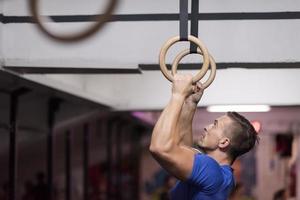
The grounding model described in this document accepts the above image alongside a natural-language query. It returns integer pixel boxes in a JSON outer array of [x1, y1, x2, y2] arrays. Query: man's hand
[[185, 82, 204, 107], [172, 74, 194, 99]]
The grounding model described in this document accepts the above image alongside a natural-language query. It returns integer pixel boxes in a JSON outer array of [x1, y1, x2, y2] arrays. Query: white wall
[[80, 69, 300, 110]]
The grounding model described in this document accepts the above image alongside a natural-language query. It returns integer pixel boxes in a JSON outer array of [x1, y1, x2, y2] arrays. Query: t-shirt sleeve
[[187, 154, 224, 194]]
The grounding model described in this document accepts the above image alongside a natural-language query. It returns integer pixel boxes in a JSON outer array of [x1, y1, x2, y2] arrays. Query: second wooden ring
[[172, 48, 216, 88]]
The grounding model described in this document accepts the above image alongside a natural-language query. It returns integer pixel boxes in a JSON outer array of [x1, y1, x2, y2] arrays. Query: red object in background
[[251, 120, 261, 133]]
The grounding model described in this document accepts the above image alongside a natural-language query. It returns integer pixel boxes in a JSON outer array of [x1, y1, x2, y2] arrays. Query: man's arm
[[149, 74, 197, 181], [177, 83, 203, 147]]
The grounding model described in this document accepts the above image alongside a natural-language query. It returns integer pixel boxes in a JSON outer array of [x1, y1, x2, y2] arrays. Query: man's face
[[196, 115, 233, 151]]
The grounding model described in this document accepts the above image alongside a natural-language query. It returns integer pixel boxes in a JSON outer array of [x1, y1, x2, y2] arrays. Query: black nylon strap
[[190, 0, 199, 53], [179, 0, 188, 41]]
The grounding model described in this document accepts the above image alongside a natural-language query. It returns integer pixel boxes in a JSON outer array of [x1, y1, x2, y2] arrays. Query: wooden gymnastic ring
[[28, 0, 118, 42], [172, 49, 216, 88], [159, 35, 210, 83]]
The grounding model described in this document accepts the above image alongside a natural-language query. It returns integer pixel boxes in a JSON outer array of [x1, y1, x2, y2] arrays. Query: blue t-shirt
[[170, 154, 234, 200]]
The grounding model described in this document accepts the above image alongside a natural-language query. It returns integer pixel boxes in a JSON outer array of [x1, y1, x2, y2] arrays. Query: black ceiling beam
[[139, 62, 300, 70], [4, 62, 300, 75], [1, 12, 300, 24]]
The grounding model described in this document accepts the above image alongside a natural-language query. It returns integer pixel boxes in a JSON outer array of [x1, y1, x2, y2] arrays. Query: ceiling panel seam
[[2, 12, 300, 24], [3, 66, 142, 74]]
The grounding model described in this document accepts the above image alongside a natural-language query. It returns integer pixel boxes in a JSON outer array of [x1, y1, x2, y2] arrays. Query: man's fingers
[[195, 82, 204, 92], [193, 83, 202, 93], [192, 85, 198, 93]]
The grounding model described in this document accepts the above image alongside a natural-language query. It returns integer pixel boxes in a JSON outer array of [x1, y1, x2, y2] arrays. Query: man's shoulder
[[194, 153, 220, 166]]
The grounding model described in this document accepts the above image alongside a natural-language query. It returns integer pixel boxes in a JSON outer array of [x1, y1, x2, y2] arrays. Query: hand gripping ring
[[28, 0, 118, 42], [159, 35, 210, 83], [172, 49, 216, 89]]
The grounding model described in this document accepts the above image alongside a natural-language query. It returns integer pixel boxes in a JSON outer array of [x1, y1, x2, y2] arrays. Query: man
[[149, 74, 258, 199]]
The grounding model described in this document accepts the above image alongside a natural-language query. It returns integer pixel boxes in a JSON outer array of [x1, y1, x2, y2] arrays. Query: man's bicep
[[152, 146, 196, 181]]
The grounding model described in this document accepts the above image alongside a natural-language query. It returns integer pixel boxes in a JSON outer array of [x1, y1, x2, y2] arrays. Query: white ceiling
[[1, 0, 300, 110]]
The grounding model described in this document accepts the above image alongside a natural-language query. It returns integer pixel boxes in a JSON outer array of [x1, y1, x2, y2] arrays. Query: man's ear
[[219, 137, 230, 149]]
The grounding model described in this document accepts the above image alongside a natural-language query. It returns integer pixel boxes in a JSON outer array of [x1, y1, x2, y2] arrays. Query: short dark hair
[[226, 112, 259, 162]]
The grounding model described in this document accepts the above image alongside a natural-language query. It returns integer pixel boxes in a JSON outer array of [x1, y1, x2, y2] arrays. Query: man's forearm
[[177, 103, 197, 147]]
